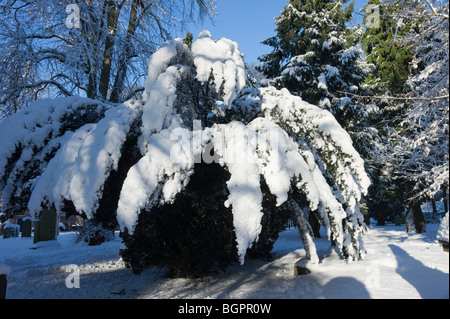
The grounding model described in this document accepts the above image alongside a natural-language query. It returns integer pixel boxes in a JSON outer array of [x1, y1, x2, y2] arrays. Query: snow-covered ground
[[0, 223, 448, 299]]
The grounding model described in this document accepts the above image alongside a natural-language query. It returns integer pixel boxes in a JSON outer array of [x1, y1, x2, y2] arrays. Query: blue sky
[[177, 0, 367, 64]]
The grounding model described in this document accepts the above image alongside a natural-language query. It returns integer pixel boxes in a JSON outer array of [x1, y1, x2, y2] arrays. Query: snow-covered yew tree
[[0, 31, 370, 277]]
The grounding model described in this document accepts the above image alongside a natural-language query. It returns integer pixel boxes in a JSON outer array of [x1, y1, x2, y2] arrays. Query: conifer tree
[[361, 0, 449, 231], [259, 0, 376, 228], [360, 0, 415, 225], [258, 0, 370, 129]]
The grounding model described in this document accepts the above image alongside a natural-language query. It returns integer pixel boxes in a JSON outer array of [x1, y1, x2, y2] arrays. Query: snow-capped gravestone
[[0, 31, 370, 278]]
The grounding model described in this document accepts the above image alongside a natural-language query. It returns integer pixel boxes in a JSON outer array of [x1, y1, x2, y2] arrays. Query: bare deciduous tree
[[0, 0, 216, 119]]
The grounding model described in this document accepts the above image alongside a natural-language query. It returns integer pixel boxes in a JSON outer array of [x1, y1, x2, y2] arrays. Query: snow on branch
[[337, 90, 449, 101]]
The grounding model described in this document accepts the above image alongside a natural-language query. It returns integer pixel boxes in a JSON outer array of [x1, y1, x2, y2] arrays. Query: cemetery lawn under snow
[[1, 223, 448, 299]]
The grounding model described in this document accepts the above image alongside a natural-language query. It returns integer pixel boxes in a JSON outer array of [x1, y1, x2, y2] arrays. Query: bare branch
[[422, 0, 449, 19], [337, 91, 449, 102]]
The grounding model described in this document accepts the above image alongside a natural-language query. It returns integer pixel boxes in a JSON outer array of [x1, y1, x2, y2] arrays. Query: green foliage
[[75, 220, 115, 246], [362, 0, 415, 95], [120, 161, 239, 278], [183, 32, 194, 49], [120, 160, 296, 278], [258, 0, 367, 124]]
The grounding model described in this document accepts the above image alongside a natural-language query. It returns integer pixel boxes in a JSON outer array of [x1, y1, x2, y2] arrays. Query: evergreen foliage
[[362, 0, 415, 95], [259, 0, 377, 227], [120, 161, 238, 278], [258, 0, 370, 128]]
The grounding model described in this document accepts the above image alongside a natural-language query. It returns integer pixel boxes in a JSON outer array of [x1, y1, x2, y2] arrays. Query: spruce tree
[[258, 0, 370, 128]]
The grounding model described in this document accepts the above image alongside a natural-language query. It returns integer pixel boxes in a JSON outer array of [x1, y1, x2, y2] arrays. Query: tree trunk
[[81, 4, 103, 99], [308, 212, 321, 238], [443, 186, 448, 213], [431, 198, 437, 215], [406, 202, 426, 233], [376, 210, 386, 226], [110, 0, 139, 103], [86, 65, 97, 99], [99, 1, 119, 100]]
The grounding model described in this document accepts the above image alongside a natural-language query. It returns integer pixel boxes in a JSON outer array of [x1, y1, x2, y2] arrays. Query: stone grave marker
[[21, 217, 32, 237], [33, 208, 57, 244]]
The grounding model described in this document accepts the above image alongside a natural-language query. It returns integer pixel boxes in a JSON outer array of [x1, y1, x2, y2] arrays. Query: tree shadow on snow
[[319, 277, 371, 299], [389, 244, 449, 299]]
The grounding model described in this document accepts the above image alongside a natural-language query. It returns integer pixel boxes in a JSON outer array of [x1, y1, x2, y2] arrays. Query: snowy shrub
[[0, 31, 370, 276], [75, 219, 115, 246], [0, 97, 112, 218]]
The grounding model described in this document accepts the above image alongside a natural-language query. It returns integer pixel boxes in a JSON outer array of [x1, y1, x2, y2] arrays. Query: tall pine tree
[[258, 0, 371, 129]]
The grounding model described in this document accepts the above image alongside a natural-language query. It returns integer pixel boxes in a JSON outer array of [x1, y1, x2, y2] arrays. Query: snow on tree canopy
[[0, 31, 370, 264], [192, 30, 246, 107], [0, 97, 112, 216]]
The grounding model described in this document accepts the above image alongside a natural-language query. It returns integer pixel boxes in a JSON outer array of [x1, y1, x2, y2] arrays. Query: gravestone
[[33, 208, 58, 244], [0, 264, 10, 299], [294, 262, 312, 276], [439, 240, 449, 252], [0, 275, 6, 299], [21, 218, 32, 237]]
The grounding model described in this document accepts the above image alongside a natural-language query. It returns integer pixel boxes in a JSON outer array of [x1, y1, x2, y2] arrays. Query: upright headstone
[[0, 275, 6, 299], [0, 264, 11, 299], [33, 208, 57, 244], [21, 218, 32, 237]]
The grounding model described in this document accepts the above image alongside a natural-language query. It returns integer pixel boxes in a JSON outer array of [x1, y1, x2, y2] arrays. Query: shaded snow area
[[0, 224, 448, 299]]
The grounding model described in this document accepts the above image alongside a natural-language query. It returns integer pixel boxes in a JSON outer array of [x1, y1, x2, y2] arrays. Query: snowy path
[[0, 224, 448, 299]]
